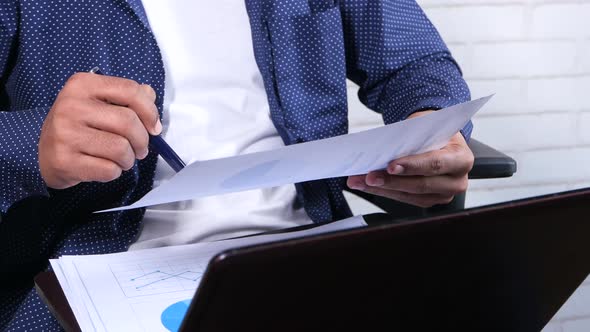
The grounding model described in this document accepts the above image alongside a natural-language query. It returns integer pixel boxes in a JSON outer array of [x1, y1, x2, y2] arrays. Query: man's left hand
[[346, 111, 474, 208]]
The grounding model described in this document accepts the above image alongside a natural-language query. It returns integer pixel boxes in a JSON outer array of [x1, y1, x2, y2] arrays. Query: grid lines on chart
[[109, 258, 206, 298]]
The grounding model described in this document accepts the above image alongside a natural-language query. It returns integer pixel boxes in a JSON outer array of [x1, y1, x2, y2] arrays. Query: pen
[[89, 67, 186, 172]]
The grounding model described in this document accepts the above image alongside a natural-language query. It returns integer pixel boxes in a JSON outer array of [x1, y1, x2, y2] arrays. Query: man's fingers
[[387, 149, 451, 176], [347, 175, 368, 191], [387, 145, 473, 177], [69, 73, 161, 135], [75, 154, 124, 184], [40, 73, 157, 189], [349, 171, 468, 196], [356, 185, 455, 209], [136, 84, 161, 135], [84, 101, 150, 159], [141, 83, 157, 103], [76, 128, 136, 170], [347, 133, 473, 209], [364, 171, 468, 195]]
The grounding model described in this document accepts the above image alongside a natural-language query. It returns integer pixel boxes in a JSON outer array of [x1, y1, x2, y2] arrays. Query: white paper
[[51, 215, 367, 332], [97, 96, 492, 213]]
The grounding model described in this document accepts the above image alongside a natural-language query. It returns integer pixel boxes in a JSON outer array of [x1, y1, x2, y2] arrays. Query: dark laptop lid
[[181, 188, 590, 332]]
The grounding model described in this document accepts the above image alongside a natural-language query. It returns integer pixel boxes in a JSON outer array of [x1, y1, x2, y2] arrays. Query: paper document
[[98, 96, 492, 213], [50, 215, 367, 332]]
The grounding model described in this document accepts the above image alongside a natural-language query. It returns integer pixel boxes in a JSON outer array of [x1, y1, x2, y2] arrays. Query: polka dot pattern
[[1, 0, 470, 330], [0, 108, 50, 213], [247, 0, 472, 223], [1, 0, 163, 330]]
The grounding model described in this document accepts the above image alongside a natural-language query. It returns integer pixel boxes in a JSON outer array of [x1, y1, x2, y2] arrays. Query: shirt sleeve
[[340, 0, 473, 140], [1, 0, 50, 214], [0, 109, 51, 214]]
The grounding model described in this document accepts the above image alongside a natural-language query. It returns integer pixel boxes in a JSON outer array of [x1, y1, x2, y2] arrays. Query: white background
[[344, 1, 590, 331]]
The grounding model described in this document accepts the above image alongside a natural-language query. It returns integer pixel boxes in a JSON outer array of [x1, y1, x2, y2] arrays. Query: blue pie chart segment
[[161, 299, 192, 332]]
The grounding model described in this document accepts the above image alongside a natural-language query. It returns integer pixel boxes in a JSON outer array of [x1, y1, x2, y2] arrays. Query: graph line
[[131, 270, 202, 290], [130, 271, 164, 281]]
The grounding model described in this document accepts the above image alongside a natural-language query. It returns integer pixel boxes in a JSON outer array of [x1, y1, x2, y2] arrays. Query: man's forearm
[[340, 0, 470, 129]]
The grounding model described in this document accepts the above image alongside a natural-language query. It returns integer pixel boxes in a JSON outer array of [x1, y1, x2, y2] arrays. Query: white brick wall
[[345, 0, 590, 330]]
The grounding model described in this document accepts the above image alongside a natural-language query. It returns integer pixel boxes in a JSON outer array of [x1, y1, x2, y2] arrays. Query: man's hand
[[346, 111, 474, 208], [39, 72, 162, 189]]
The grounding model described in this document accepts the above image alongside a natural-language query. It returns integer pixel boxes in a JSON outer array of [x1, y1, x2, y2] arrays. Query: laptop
[[179, 188, 590, 331], [36, 188, 590, 331]]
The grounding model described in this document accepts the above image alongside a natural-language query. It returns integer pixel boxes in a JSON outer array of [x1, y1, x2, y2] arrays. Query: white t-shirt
[[129, 0, 312, 250]]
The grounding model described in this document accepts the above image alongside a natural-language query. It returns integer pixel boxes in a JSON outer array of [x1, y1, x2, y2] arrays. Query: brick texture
[[346, 0, 590, 329]]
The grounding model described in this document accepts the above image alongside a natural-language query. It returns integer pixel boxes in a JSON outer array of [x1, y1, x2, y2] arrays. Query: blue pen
[[89, 67, 186, 172]]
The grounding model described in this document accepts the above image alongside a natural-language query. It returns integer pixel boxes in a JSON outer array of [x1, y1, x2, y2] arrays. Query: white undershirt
[[129, 0, 312, 250]]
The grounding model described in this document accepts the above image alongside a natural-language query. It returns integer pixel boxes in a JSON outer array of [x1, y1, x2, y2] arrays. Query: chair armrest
[[468, 138, 517, 179]]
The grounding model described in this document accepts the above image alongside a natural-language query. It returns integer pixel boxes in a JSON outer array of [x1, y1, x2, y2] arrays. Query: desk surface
[[35, 271, 80, 332]]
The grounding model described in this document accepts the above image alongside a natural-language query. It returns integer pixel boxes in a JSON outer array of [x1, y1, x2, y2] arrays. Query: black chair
[[347, 138, 517, 219]]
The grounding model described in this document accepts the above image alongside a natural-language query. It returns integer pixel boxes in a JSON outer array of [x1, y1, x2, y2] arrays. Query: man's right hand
[[39, 72, 162, 189]]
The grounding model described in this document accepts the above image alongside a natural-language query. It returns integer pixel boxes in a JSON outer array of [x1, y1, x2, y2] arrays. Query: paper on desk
[[50, 215, 368, 332], [98, 96, 492, 213]]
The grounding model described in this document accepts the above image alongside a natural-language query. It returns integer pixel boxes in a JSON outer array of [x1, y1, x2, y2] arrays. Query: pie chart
[[161, 299, 192, 332]]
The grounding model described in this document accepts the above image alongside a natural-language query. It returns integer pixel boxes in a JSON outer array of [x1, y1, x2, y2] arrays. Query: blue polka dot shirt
[[0, 0, 471, 330]]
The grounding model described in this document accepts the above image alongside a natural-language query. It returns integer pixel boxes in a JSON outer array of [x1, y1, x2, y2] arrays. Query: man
[[0, 0, 474, 329]]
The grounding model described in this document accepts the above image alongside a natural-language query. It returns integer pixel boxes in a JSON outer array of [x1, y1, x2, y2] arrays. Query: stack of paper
[[50, 216, 368, 332]]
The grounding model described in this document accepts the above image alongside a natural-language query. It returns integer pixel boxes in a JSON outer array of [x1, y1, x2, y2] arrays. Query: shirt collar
[[120, 0, 151, 31]]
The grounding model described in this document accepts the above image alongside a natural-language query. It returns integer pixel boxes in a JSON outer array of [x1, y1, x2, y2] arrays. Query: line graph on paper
[[109, 258, 207, 298]]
